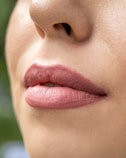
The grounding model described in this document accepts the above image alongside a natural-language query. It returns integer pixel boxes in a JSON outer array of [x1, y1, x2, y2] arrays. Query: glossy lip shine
[[24, 64, 107, 109]]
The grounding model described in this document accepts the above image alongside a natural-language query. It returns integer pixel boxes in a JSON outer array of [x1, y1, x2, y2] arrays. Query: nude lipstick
[[24, 64, 106, 109]]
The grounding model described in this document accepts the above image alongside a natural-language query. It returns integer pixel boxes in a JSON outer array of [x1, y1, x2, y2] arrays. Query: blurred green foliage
[[0, 0, 22, 144]]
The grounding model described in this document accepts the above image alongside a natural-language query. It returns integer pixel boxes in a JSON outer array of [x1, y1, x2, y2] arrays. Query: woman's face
[[6, 0, 126, 157]]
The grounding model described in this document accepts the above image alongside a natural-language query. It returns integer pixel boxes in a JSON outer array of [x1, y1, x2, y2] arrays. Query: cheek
[[6, 9, 37, 79], [102, 24, 126, 64], [98, 7, 126, 64]]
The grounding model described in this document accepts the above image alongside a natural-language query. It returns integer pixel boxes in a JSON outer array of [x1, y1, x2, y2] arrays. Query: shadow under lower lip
[[25, 85, 105, 109]]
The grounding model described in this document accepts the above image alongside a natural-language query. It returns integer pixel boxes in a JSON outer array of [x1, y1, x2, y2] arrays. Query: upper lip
[[24, 64, 106, 96]]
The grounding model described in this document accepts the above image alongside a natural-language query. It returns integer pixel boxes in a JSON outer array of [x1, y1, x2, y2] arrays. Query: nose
[[30, 0, 93, 42]]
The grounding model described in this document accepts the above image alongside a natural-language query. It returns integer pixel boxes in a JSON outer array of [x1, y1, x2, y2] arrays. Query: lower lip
[[25, 85, 105, 109]]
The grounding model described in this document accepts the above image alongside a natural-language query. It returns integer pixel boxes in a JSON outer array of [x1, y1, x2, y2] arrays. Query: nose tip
[[30, 0, 93, 42]]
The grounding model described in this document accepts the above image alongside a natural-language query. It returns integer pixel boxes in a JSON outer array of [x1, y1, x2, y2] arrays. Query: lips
[[24, 64, 106, 109]]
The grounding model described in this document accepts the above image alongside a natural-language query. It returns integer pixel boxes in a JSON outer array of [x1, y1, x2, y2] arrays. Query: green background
[[0, 0, 22, 145]]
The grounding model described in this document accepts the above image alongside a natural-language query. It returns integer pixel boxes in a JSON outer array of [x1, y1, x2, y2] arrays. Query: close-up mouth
[[24, 64, 107, 109]]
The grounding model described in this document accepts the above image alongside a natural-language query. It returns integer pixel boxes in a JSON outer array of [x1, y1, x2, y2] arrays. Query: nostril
[[54, 23, 71, 36], [62, 23, 71, 35]]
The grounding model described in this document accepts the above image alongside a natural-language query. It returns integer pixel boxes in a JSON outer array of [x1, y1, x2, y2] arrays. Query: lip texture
[[24, 64, 106, 109]]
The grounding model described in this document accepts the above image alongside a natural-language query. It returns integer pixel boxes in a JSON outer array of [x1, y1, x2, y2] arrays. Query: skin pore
[[6, 0, 126, 157]]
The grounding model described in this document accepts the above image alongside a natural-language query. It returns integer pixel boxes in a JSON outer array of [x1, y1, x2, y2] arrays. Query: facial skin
[[6, 0, 126, 157]]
